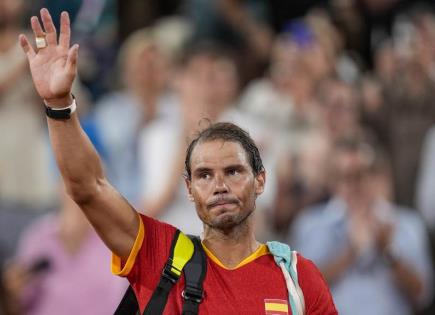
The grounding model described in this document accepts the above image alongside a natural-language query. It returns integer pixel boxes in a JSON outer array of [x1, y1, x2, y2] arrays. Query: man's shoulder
[[295, 252, 338, 313], [138, 213, 178, 235], [295, 252, 331, 296], [295, 253, 324, 281]]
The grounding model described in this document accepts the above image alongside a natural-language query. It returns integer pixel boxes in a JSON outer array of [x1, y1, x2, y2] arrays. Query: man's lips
[[206, 196, 239, 210]]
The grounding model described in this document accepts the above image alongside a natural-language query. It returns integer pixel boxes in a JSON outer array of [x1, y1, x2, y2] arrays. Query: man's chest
[[162, 261, 290, 315]]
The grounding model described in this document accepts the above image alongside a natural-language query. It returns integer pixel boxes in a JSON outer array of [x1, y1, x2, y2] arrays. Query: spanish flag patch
[[264, 299, 289, 314]]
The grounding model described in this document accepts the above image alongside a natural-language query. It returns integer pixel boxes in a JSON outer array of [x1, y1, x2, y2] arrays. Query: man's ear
[[184, 177, 194, 201], [254, 170, 266, 196]]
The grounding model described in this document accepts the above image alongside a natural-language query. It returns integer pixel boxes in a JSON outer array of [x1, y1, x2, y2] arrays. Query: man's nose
[[214, 174, 228, 194]]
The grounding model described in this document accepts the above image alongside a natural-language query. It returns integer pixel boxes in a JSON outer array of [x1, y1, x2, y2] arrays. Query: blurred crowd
[[2, 0, 435, 314]]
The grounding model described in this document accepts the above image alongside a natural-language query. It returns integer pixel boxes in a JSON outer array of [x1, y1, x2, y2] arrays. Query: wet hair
[[184, 122, 264, 180]]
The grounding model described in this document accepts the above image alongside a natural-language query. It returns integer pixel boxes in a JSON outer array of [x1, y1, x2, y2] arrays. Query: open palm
[[19, 9, 78, 104]]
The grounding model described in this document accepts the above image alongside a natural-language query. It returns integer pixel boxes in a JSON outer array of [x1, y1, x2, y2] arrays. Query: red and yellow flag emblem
[[264, 299, 289, 315]]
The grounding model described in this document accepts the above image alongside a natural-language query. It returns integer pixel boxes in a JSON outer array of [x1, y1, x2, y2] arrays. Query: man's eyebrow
[[193, 164, 247, 174], [224, 164, 246, 171], [193, 167, 212, 174]]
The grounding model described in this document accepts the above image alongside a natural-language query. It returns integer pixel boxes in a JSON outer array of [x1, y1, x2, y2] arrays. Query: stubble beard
[[199, 204, 256, 233]]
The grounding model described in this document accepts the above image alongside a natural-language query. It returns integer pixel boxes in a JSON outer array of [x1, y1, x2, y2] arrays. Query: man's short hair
[[184, 122, 264, 180], [330, 136, 391, 179]]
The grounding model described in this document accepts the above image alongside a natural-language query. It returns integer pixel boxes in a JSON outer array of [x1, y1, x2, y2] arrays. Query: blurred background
[[1, 0, 435, 314]]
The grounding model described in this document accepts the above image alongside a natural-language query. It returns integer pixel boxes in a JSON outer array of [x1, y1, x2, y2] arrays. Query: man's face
[[0, 0, 23, 28], [186, 140, 265, 231], [181, 55, 238, 110], [333, 150, 373, 211]]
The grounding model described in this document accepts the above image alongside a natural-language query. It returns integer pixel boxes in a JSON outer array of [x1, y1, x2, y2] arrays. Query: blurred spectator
[[417, 125, 435, 315], [329, 0, 400, 68], [266, 0, 328, 32], [268, 78, 362, 239], [117, 0, 182, 41], [417, 126, 435, 233], [72, 0, 118, 100], [237, 17, 343, 239], [0, 278, 10, 315], [94, 19, 190, 205], [239, 31, 322, 153], [139, 42, 240, 235], [359, 9, 435, 208], [182, 0, 273, 82], [2, 185, 127, 315], [291, 138, 433, 315], [270, 132, 331, 240], [239, 13, 345, 147], [0, 0, 57, 267], [0, 0, 55, 208]]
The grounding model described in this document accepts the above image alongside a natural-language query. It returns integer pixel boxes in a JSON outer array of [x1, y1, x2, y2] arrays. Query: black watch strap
[[44, 96, 76, 120]]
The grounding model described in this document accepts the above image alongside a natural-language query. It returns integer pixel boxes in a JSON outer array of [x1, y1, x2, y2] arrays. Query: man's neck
[[202, 218, 261, 269]]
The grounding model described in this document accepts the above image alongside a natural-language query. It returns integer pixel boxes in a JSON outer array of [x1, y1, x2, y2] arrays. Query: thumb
[[65, 44, 79, 74]]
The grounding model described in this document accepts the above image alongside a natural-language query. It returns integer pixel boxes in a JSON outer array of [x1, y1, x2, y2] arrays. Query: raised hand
[[19, 8, 78, 106]]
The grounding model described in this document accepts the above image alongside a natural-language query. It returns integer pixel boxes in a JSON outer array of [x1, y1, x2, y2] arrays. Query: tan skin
[[186, 140, 265, 268], [19, 9, 265, 267], [19, 9, 138, 261]]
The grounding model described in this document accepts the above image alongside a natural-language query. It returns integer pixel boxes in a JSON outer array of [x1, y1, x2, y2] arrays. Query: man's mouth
[[207, 197, 239, 209]]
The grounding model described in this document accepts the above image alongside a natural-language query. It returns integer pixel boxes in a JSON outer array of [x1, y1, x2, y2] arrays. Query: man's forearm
[[321, 246, 355, 284], [46, 96, 104, 203], [387, 255, 424, 303], [21, 10, 139, 260]]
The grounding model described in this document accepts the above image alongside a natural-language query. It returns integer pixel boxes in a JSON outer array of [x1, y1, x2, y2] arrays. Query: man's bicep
[[80, 179, 139, 260], [298, 256, 338, 315]]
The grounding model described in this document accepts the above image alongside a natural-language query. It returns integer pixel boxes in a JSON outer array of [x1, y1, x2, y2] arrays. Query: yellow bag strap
[[170, 231, 195, 276], [143, 229, 195, 315]]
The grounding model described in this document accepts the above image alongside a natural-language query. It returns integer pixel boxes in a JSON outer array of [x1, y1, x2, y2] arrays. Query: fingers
[[59, 11, 71, 49], [31, 15, 45, 39], [40, 8, 57, 46], [18, 34, 36, 58], [66, 44, 79, 74]]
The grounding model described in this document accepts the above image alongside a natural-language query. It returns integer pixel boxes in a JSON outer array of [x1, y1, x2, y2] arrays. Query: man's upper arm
[[297, 255, 338, 315], [79, 179, 139, 260]]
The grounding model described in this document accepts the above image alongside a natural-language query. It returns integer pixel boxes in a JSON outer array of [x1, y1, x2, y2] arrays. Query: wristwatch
[[44, 96, 77, 120]]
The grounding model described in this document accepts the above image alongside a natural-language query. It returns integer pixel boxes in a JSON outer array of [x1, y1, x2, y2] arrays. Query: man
[[19, 9, 337, 314], [291, 139, 433, 315]]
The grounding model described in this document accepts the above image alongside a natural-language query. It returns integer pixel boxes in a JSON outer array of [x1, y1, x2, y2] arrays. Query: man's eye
[[199, 173, 210, 179], [228, 169, 239, 176]]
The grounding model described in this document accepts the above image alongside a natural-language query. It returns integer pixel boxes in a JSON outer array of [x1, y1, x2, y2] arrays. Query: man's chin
[[206, 210, 255, 231], [198, 205, 254, 231], [209, 214, 239, 230]]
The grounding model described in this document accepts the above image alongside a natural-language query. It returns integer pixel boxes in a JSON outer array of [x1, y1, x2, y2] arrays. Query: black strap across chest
[[113, 232, 207, 315]]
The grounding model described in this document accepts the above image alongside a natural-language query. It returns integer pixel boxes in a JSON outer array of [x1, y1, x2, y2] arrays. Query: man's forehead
[[190, 140, 249, 168]]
